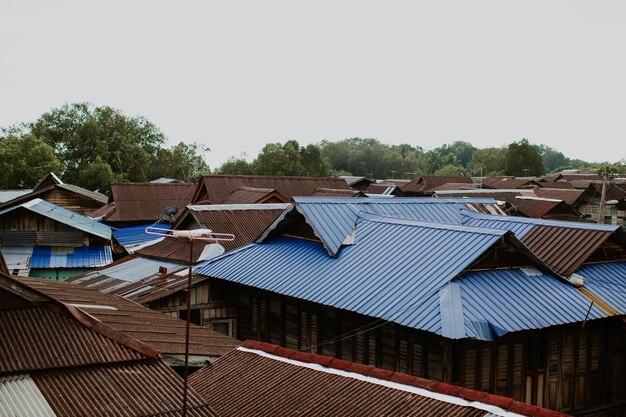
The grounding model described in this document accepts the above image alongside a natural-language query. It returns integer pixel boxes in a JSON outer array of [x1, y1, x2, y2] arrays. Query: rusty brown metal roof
[[483, 177, 541, 189], [192, 175, 349, 204], [311, 187, 364, 197], [512, 197, 579, 219], [189, 340, 569, 417], [221, 186, 288, 204], [106, 183, 196, 223], [536, 181, 575, 189], [0, 305, 144, 373], [533, 188, 585, 205], [186, 204, 289, 252], [521, 225, 614, 276], [33, 360, 217, 417], [0, 251, 8, 275], [400, 176, 474, 194], [136, 237, 212, 263], [19, 277, 240, 357]]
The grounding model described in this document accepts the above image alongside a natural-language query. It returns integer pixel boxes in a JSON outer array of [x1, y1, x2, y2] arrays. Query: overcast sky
[[1, 1, 625, 168]]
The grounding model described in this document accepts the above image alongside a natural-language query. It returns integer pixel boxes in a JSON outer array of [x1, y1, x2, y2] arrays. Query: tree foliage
[[1, 103, 210, 191], [505, 139, 544, 176], [0, 134, 62, 188]]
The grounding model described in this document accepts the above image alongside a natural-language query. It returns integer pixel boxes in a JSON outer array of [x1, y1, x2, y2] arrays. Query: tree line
[[1, 103, 622, 193]]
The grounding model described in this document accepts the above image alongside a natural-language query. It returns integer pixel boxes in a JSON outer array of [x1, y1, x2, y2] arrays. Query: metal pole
[[598, 170, 608, 224], [182, 237, 193, 417]]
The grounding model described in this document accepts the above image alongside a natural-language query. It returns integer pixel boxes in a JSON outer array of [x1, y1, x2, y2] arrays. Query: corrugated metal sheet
[[112, 223, 170, 246], [0, 198, 112, 240], [68, 256, 185, 292], [29, 246, 113, 269], [21, 277, 240, 357], [455, 269, 608, 340], [0, 189, 32, 203], [400, 176, 474, 194], [0, 306, 144, 374], [512, 198, 568, 218], [33, 360, 217, 417], [576, 262, 626, 313], [0, 374, 57, 417], [107, 183, 196, 223], [187, 204, 289, 252], [281, 197, 505, 255], [190, 344, 565, 417], [194, 174, 350, 204], [311, 187, 364, 197], [461, 210, 619, 276], [534, 188, 584, 205], [198, 212, 509, 335], [221, 186, 287, 204], [0, 246, 33, 275]]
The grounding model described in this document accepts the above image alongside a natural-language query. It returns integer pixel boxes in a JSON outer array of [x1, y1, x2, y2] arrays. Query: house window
[[179, 308, 202, 326], [212, 320, 233, 337]]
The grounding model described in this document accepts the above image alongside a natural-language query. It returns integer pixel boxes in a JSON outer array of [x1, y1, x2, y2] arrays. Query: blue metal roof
[[271, 197, 503, 255], [453, 269, 608, 340], [112, 223, 170, 245], [29, 246, 113, 269], [0, 198, 112, 240], [577, 262, 626, 313], [198, 212, 509, 335], [460, 209, 619, 239]]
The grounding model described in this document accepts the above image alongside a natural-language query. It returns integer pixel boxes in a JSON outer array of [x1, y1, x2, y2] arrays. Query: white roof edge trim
[[238, 347, 526, 417], [187, 203, 290, 211], [67, 303, 117, 310]]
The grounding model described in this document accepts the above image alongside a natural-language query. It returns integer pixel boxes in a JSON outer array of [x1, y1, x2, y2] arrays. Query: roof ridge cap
[[239, 341, 568, 417]]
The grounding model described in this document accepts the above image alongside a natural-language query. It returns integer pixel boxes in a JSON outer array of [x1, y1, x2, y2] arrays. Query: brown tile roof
[[311, 188, 364, 197], [221, 186, 288, 204], [18, 277, 240, 357], [189, 341, 569, 417], [192, 175, 349, 204], [106, 183, 196, 223], [184, 204, 289, 252], [400, 176, 474, 194], [33, 360, 216, 417]]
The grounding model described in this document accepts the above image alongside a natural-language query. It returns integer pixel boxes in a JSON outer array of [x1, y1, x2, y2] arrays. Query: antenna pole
[[598, 168, 608, 224], [182, 236, 193, 417]]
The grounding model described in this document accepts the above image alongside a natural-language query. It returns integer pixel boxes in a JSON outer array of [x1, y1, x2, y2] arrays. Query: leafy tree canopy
[[505, 139, 544, 176], [0, 134, 62, 188]]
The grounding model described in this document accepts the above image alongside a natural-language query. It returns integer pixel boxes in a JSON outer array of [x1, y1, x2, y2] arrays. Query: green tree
[[77, 156, 122, 193], [468, 147, 507, 176], [151, 142, 210, 182], [434, 164, 466, 176], [253, 140, 331, 176], [537, 145, 569, 173], [505, 139, 544, 176], [300, 144, 331, 177], [217, 157, 255, 175], [0, 134, 62, 188], [25, 102, 166, 184]]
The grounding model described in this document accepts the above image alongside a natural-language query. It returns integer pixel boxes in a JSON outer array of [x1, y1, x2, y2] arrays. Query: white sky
[[1, 0, 625, 168]]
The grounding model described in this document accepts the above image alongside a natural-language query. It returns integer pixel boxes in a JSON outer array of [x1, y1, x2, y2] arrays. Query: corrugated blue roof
[[454, 269, 608, 340], [112, 223, 170, 245], [577, 262, 626, 313], [198, 212, 509, 335], [460, 209, 618, 239], [29, 246, 113, 269], [0, 198, 112, 240], [272, 197, 504, 255]]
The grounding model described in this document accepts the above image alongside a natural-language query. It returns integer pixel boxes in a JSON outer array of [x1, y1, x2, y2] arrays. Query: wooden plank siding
[[235, 285, 626, 416], [39, 188, 106, 216]]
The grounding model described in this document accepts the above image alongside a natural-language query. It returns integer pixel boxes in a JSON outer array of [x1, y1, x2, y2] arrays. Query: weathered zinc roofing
[[199, 212, 511, 335], [461, 210, 622, 276], [0, 189, 32, 203], [0, 198, 112, 240], [68, 256, 185, 292], [29, 246, 113, 269], [189, 341, 569, 417], [0, 374, 57, 417], [266, 197, 505, 256]]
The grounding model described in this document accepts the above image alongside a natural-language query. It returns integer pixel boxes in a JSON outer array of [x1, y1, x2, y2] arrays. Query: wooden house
[[186, 198, 626, 416], [0, 172, 108, 216], [0, 198, 113, 279]]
